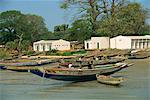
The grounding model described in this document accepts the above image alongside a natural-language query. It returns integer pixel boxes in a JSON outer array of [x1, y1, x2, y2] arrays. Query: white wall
[[99, 37, 110, 49], [51, 40, 70, 50], [110, 38, 116, 49], [84, 37, 110, 49], [33, 39, 70, 51], [84, 40, 92, 49], [110, 36, 131, 49]]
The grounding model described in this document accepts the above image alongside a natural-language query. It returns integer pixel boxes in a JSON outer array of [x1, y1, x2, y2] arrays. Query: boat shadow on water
[[33, 79, 125, 94]]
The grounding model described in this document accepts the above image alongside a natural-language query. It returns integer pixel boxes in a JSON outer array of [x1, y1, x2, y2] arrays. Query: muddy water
[[0, 59, 149, 100]]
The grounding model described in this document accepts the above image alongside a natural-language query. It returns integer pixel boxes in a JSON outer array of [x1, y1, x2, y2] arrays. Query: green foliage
[[45, 49, 59, 55], [0, 10, 48, 52], [0, 49, 10, 60], [96, 3, 149, 37], [72, 50, 86, 55], [62, 52, 72, 56], [22, 50, 35, 56], [60, 0, 127, 34], [54, 24, 69, 32], [62, 50, 86, 56], [40, 32, 53, 40], [68, 19, 93, 42], [0, 31, 16, 44], [20, 40, 31, 51], [5, 41, 18, 50], [0, 10, 22, 44], [45, 50, 86, 56], [60, 1, 149, 38]]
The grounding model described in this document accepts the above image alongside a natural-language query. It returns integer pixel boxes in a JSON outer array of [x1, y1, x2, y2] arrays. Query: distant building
[[70, 41, 83, 50], [110, 35, 150, 49], [84, 37, 110, 49], [33, 39, 70, 51]]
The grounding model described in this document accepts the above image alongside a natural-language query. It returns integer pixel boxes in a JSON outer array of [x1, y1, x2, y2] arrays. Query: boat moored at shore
[[30, 63, 131, 81], [96, 75, 124, 86]]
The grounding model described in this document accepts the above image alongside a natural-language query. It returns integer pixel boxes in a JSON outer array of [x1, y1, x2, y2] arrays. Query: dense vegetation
[[0, 0, 150, 56], [0, 10, 48, 52]]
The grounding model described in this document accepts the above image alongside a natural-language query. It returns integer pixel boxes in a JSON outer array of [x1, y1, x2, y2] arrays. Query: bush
[[45, 50, 86, 56], [5, 41, 17, 50], [0, 49, 10, 60], [20, 40, 31, 51], [72, 50, 86, 55], [62, 52, 72, 56], [22, 51, 35, 56], [45, 49, 59, 55]]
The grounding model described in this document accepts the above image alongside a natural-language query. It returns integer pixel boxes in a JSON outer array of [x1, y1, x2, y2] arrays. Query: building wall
[[110, 36, 131, 49], [84, 40, 92, 49], [110, 38, 116, 49], [110, 35, 150, 49], [131, 39, 150, 49], [99, 37, 110, 49], [51, 40, 70, 50], [70, 43, 83, 50], [33, 39, 70, 51], [84, 37, 110, 49]]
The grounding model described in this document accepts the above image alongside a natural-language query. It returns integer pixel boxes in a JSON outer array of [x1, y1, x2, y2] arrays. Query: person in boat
[[88, 60, 94, 69], [94, 56, 99, 61], [68, 63, 73, 68], [59, 58, 65, 63], [78, 56, 84, 62], [78, 56, 83, 68]]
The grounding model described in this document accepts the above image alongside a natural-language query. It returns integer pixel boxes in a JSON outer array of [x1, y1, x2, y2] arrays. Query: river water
[[0, 59, 149, 100]]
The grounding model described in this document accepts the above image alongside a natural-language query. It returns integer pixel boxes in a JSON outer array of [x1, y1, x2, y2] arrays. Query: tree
[[96, 3, 149, 37], [0, 10, 22, 44], [0, 10, 48, 52], [19, 40, 31, 51], [68, 19, 92, 42], [5, 41, 18, 51], [24, 14, 48, 42], [54, 24, 69, 32], [40, 31, 54, 40], [60, 0, 127, 35]]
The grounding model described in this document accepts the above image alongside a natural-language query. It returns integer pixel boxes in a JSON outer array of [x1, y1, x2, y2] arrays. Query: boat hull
[[96, 75, 123, 86], [30, 69, 96, 81], [30, 64, 128, 81]]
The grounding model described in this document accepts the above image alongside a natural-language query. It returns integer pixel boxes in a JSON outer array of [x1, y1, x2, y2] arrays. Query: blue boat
[[0, 66, 6, 70], [30, 63, 131, 82]]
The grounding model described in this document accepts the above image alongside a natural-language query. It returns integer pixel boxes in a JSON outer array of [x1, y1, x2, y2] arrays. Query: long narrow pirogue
[[0, 59, 55, 66], [30, 63, 132, 81], [59, 58, 125, 67]]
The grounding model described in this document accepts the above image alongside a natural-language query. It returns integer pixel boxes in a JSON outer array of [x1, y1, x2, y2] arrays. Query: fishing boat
[[59, 58, 125, 67], [96, 75, 124, 86], [0, 59, 55, 67], [4, 66, 35, 72], [30, 63, 131, 81], [0, 66, 6, 70], [128, 55, 150, 59], [2, 63, 58, 72]]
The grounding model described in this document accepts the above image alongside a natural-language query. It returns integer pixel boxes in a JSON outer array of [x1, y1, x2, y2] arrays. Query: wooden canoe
[[96, 75, 124, 86], [30, 63, 130, 81]]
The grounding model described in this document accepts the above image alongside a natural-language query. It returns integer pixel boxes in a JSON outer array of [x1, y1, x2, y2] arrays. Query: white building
[[33, 39, 70, 51], [110, 35, 150, 49], [84, 37, 110, 49]]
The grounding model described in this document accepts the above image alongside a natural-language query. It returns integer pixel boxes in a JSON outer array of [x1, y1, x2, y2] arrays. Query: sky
[[0, 0, 150, 31]]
